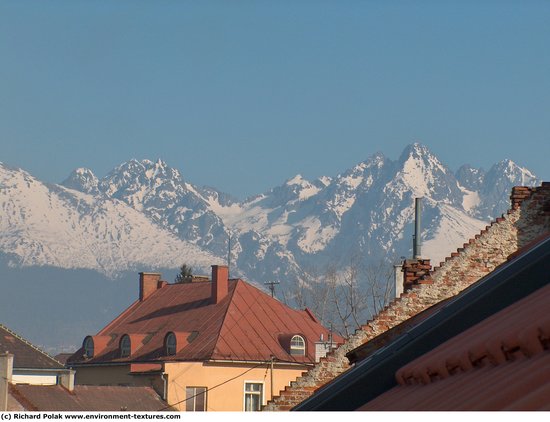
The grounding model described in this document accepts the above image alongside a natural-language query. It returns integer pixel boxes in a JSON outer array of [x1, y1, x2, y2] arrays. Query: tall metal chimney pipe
[[413, 197, 422, 259]]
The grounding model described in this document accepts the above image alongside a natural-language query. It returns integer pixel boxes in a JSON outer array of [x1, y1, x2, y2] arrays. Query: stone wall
[[263, 183, 550, 411]]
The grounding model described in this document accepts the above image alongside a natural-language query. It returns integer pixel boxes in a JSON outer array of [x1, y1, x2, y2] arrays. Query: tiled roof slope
[[69, 278, 340, 365], [9, 384, 169, 411], [295, 234, 549, 410], [264, 182, 550, 411], [359, 283, 550, 411], [0, 324, 64, 370]]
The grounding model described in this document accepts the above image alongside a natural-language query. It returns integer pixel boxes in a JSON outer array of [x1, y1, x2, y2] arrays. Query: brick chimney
[[510, 186, 534, 209], [139, 272, 162, 301], [402, 259, 432, 291], [211, 265, 229, 304]]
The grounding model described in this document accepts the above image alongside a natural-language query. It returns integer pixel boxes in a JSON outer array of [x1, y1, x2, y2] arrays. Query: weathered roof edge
[[293, 235, 550, 410], [264, 182, 549, 411]]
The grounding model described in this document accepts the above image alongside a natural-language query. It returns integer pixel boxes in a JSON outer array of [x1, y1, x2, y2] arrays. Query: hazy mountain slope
[[0, 144, 542, 352], [0, 163, 220, 277], [3, 143, 541, 286]]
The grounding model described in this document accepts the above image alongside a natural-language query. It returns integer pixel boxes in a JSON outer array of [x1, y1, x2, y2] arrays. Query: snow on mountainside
[[1, 145, 541, 354], [64, 159, 231, 256], [0, 163, 219, 277], [1, 143, 541, 289], [422, 205, 487, 265]]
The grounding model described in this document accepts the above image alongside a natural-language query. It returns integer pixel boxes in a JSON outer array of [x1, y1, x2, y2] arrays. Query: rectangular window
[[244, 382, 263, 411], [185, 386, 207, 411]]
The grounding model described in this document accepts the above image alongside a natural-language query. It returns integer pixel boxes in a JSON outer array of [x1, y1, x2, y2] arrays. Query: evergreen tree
[[175, 264, 193, 283]]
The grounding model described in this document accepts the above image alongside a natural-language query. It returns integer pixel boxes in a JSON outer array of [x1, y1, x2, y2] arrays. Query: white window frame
[[290, 335, 306, 356], [185, 386, 207, 411], [243, 380, 264, 411]]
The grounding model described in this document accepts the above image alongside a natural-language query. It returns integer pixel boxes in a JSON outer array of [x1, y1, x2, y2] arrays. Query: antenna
[[264, 280, 280, 298], [227, 231, 231, 278], [413, 197, 422, 259]]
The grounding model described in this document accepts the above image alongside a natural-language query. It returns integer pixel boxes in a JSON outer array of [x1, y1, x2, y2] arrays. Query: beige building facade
[[68, 266, 341, 411]]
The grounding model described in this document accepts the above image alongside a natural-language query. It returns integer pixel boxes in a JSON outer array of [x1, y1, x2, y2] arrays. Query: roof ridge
[[430, 213, 508, 277], [266, 183, 550, 411], [209, 279, 240, 360], [429, 184, 540, 277], [0, 323, 64, 368]]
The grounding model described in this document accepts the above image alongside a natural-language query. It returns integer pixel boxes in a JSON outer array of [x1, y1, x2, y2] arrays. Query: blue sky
[[1, 1, 549, 199]]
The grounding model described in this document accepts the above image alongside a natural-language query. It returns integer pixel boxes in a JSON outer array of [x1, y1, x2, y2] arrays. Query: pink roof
[[358, 283, 550, 411], [69, 278, 341, 365]]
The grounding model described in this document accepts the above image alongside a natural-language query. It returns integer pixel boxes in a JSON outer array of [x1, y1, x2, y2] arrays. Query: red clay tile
[[359, 284, 550, 411]]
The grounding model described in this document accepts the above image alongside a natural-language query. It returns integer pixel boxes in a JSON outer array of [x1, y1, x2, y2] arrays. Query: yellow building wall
[[73, 361, 309, 411], [164, 361, 308, 411]]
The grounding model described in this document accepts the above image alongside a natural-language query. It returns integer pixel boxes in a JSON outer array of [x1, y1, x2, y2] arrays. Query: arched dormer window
[[290, 335, 306, 356], [83, 336, 94, 358], [165, 332, 177, 356], [120, 335, 131, 358]]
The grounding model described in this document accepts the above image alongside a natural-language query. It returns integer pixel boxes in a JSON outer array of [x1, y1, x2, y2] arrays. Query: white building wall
[[12, 373, 57, 385]]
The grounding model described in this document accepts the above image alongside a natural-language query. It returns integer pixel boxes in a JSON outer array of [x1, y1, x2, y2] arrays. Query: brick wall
[[263, 183, 550, 411]]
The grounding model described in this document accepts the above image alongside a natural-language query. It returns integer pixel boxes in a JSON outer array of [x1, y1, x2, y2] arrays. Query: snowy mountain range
[[0, 143, 540, 289]]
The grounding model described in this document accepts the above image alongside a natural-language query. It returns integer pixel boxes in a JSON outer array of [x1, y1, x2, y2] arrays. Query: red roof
[[69, 277, 341, 365], [10, 384, 169, 411], [358, 283, 550, 411]]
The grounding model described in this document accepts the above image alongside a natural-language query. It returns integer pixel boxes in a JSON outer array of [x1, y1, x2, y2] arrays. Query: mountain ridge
[[0, 144, 542, 352], [0, 143, 541, 287]]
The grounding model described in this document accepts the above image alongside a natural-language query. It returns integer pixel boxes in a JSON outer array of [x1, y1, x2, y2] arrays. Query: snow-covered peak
[[332, 152, 389, 192], [399, 142, 434, 161], [468, 159, 540, 220], [1, 144, 542, 300], [393, 143, 456, 200], [491, 159, 538, 184], [285, 174, 308, 186], [60, 167, 99, 195], [279, 174, 321, 201], [364, 151, 387, 168], [0, 164, 219, 277], [98, 158, 185, 199]]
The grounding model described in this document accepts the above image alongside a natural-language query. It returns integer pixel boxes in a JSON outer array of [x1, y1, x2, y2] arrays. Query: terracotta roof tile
[[359, 283, 550, 411]]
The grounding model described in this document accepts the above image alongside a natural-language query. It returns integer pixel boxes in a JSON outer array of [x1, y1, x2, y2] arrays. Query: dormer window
[[290, 335, 306, 356], [83, 336, 94, 358], [165, 332, 177, 356], [120, 335, 131, 357]]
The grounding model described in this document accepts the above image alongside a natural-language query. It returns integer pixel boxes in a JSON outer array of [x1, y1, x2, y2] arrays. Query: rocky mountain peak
[[4, 144, 541, 299], [456, 164, 486, 192], [392, 143, 459, 203], [61, 167, 99, 195]]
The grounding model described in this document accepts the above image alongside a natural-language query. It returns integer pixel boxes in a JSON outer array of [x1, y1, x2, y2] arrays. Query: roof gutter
[[293, 236, 550, 411], [13, 368, 70, 373], [206, 359, 312, 367]]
